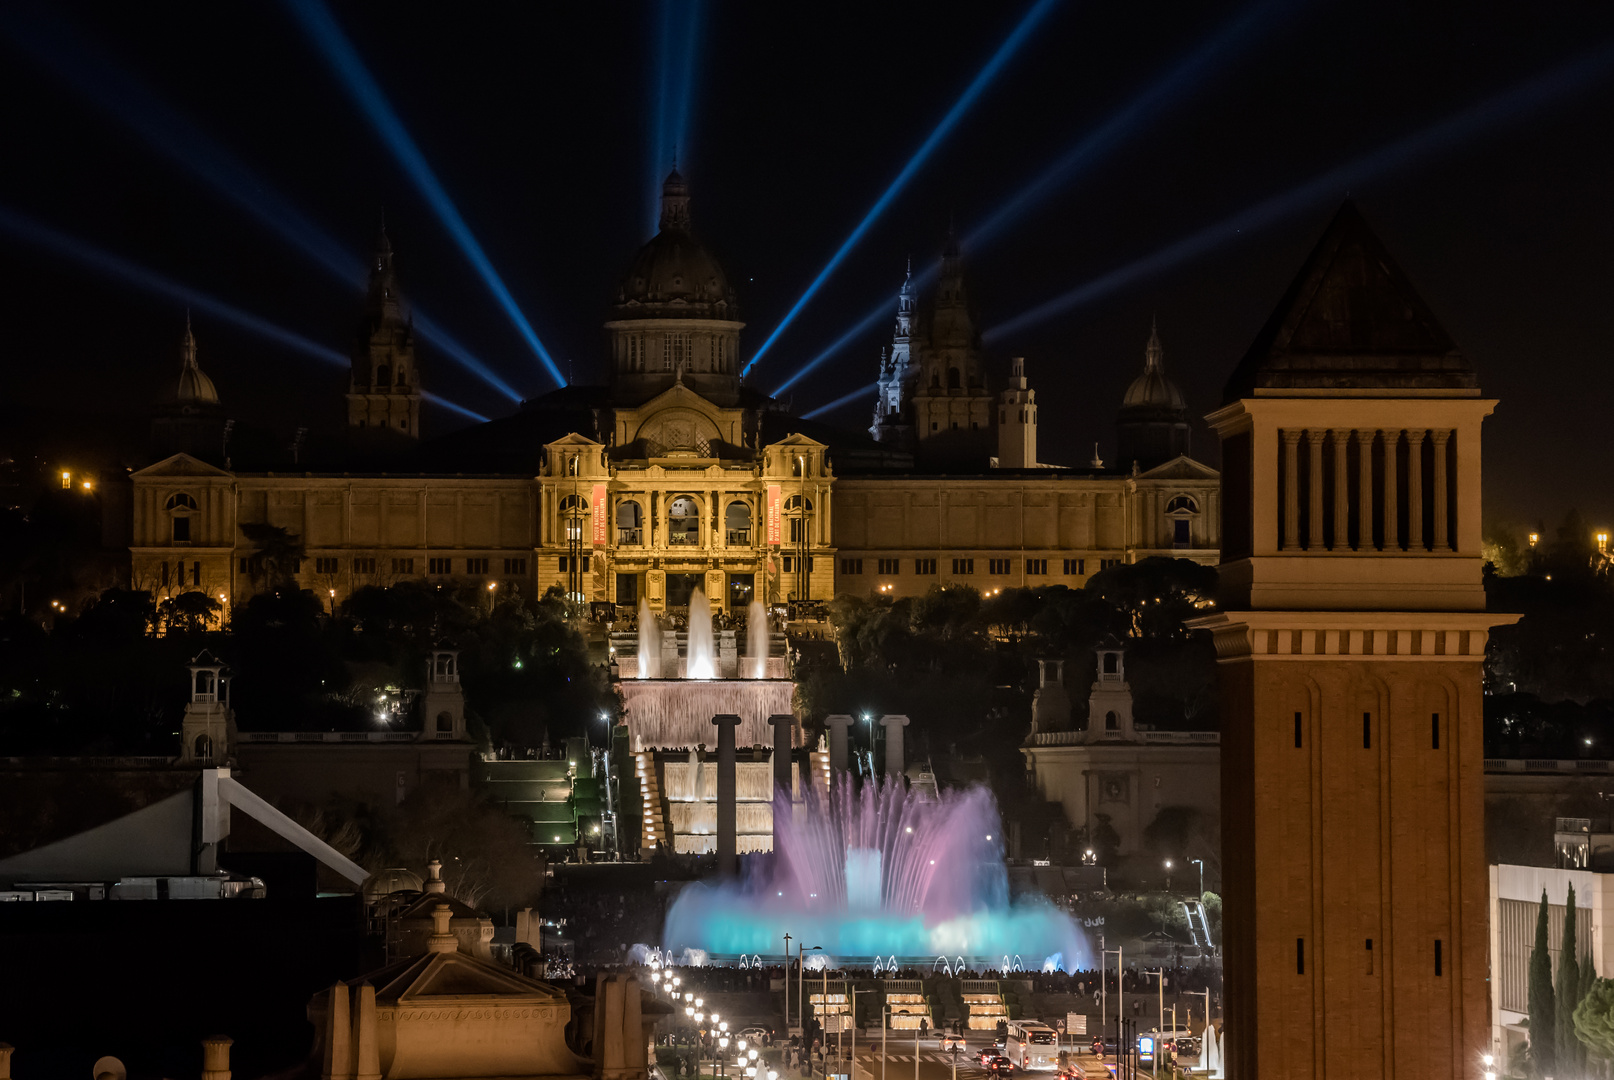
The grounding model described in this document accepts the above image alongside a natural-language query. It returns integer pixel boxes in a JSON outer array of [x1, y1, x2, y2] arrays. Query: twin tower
[[1199, 203, 1507, 1078]]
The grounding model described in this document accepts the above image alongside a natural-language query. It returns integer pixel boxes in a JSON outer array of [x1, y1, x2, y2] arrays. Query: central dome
[[614, 170, 737, 318]]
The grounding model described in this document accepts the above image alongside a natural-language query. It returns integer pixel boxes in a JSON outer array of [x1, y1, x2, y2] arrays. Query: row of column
[[1281, 428, 1453, 553]]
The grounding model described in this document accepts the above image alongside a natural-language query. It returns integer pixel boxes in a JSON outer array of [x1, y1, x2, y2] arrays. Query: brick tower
[[1194, 203, 1513, 1079]]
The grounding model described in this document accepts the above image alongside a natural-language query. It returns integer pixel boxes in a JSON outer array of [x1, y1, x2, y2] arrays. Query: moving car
[[987, 1056, 1015, 1077], [940, 1034, 966, 1052], [979, 1049, 1000, 1067]]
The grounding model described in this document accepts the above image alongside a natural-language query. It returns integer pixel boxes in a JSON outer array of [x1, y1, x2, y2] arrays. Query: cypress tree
[[1558, 883, 1582, 1075], [1530, 888, 1556, 1076]]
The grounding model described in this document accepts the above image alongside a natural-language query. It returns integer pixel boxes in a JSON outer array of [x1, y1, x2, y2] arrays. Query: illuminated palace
[[128, 172, 1218, 612]]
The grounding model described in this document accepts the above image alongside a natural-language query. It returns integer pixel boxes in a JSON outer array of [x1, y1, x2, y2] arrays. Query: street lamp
[[1190, 858, 1204, 898], [1164, 859, 1173, 893]]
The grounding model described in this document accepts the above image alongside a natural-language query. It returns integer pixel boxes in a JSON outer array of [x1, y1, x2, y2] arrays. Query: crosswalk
[[858, 1054, 972, 1064]]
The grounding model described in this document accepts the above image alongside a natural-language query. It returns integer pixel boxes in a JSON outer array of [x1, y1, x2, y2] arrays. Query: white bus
[[1005, 1022, 1060, 1071]]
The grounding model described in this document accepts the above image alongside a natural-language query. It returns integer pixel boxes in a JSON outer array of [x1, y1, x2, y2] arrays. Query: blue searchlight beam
[[742, 0, 1063, 377], [0, 6, 523, 405], [283, 0, 566, 390], [774, 0, 1296, 396], [648, 1, 705, 236], [0, 203, 490, 423], [802, 382, 878, 421], [985, 39, 1614, 344]]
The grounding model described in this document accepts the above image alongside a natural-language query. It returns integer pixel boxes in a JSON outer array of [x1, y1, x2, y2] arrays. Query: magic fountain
[[661, 777, 1091, 972]]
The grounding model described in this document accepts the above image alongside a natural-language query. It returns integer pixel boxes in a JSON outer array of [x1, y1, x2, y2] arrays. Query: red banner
[[766, 484, 782, 546], [591, 484, 608, 547]]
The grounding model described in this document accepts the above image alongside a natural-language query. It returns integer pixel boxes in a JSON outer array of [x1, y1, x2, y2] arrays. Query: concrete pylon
[[826, 714, 853, 775], [201, 1036, 233, 1080], [712, 714, 742, 875], [321, 984, 352, 1080], [768, 713, 795, 795], [0, 1044, 12, 1080], [880, 715, 910, 779], [352, 984, 380, 1080]]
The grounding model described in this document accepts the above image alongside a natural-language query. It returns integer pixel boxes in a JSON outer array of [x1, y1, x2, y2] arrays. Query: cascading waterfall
[[747, 599, 769, 678], [661, 776, 1091, 970], [637, 598, 661, 679], [686, 588, 716, 679]]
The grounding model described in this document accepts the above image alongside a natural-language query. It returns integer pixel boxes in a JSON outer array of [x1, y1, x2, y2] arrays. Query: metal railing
[[617, 528, 642, 545]]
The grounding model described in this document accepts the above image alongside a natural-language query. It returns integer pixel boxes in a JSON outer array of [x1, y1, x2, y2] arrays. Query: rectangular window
[[353, 557, 376, 575], [1026, 558, 1048, 575], [1297, 938, 1305, 975], [172, 516, 191, 543], [1063, 558, 1085, 576], [315, 557, 339, 574], [1434, 939, 1443, 976], [782, 556, 814, 573], [988, 558, 1011, 575], [1432, 712, 1440, 749], [192, 562, 201, 587], [840, 559, 863, 575], [428, 557, 452, 575], [915, 558, 937, 575], [559, 556, 590, 572], [162, 561, 170, 587], [467, 557, 490, 574], [665, 333, 689, 371], [504, 558, 527, 574], [238, 558, 246, 574], [290, 558, 302, 574], [392, 557, 414, 575], [1295, 711, 1303, 749], [1174, 518, 1191, 547], [877, 558, 900, 574], [1367, 938, 1374, 975], [1100, 558, 1121, 570], [1364, 712, 1372, 750], [952, 558, 974, 575]]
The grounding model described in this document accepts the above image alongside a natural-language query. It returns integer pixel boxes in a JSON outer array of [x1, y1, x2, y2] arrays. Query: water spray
[[743, 0, 1064, 377], [283, 0, 567, 389]]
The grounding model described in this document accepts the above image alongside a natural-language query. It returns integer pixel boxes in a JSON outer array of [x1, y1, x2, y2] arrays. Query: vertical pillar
[[1330, 430, 1350, 550], [1306, 430, 1325, 550], [1282, 431, 1301, 549], [1432, 429, 1452, 551], [1383, 428, 1400, 551], [1356, 430, 1376, 550], [0, 1044, 11, 1080], [352, 985, 380, 1080], [201, 1037, 233, 1080], [712, 714, 742, 876], [1407, 429, 1426, 550], [879, 715, 910, 780], [826, 715, 853, 776], [321, 985, 352, 1080], [769, 714, 795, 801]]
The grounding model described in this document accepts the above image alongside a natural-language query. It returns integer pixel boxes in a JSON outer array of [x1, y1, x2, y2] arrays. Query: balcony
[[617, 528, 642, 546], [668, 530, 700, 546], [726, 529, 752, 546]]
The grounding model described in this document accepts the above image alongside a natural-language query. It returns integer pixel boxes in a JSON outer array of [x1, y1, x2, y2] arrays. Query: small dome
[[166, 322, 220, 407], [615, 171, 737, 317], [1121, 367, 1185, 411]]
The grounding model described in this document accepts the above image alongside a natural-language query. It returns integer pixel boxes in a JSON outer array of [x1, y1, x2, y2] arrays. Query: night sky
[[1, 1, 1611, 532]]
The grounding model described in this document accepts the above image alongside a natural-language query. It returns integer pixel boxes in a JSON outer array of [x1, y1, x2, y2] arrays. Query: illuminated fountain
[[636, 598, 662, 679], [747, 599, 769, 679], [661, 777, 1090, 970], [686, 589, 716, 679]]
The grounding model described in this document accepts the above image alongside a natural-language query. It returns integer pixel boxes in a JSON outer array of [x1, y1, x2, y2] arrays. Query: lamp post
[[1100, 943, 1122, 1066], [1164, 859, 1173, 894], [800, 943, 822, 1069], [1189, 858, 1204, 899], [784, 933, 792, 1032]]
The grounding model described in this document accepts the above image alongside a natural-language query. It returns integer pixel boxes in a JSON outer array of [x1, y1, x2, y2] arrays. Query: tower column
[[1407, 428, 1426, 550], [1356, 429, 1377, 550], [1383, 429, 1400, 551], [879, 715, 910, 780], [1306, 430, 1325, 550], [711, 714, 742, 875], [826, 715, 853, 775], [769, 714, 795, 828], [1330, 430, 1350, 550], [1431, 429, 1452, 550], [1282, 430, 1302, 549]]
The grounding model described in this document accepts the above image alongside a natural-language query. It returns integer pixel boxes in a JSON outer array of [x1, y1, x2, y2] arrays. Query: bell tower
[[179, 651, 231, 764], [1193, 204, 1513, 1079], [421, 648, 467, 742], [347, 224, 422, 441]]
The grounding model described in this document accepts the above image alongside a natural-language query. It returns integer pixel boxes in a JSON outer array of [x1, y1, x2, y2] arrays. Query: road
[[829, 1034, 1107, 1080]]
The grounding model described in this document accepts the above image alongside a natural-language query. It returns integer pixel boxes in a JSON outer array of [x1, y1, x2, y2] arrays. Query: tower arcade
[[346, 225, 422, 440]]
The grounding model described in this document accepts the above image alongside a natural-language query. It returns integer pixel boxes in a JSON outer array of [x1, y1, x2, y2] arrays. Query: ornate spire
[[183, 310, 197, 370], [366, 220, 403, 328], [659, 169, 691, 233], [1145, 317, 1164, 372]]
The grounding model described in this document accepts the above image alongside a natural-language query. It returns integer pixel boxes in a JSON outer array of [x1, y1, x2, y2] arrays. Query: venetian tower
[[347, 224, 422, 440], [870, 260, 917, 446], [1193, 203, 1511, 1079]]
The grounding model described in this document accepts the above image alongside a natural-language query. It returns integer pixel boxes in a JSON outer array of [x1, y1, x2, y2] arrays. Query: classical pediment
[[1136, 455, 1219, 481], [131, 453, 234, 479]]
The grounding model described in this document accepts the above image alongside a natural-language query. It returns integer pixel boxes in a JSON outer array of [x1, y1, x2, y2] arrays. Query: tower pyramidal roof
[[1224, 201, 1476, 402]]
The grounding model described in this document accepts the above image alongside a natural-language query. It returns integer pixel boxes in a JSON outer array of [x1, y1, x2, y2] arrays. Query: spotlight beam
[[648, 1, 705, 236], [742, 0, 1063, 376], [985, 40, 1614, 343], [0, 7, 523, 404], [802, 382, 878, 421], [0, 203, 489, 422], [283, 0, 567, 389], [774, 0, 1302, 396]]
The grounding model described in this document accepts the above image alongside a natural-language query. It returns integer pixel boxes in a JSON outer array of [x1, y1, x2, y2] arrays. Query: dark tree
[[1531, 888, 1556, 1077], [1559, 883, 1583, 1075]]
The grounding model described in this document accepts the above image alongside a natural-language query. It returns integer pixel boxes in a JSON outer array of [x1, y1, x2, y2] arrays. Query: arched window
[[669, 495, 700, 546], [396, 365, 408, 386], [194, 734, 212, 761], [948, 368, 961, 390], [1105, 711, 1119, 731], [559, 494, 588, 541], [725, 501, 752, 545], [436, 711, 454, 734], [1166, 495, 1199, 514], [168, 493, 198, 543], [1103, 653, 1118, 675], [930, 372, 940, 389], [616, 501, 643, 545], [434, 653, 456, 680], [376, 364, 390, 387]]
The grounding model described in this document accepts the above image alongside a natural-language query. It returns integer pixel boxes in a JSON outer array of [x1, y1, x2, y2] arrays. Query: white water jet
[[746, 599, 769, 678], [686, 588, 716, 679], [637, 598, 660, 679]]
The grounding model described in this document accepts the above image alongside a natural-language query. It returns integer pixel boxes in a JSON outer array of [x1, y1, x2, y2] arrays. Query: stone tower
[[995, 356, 1038, 468], [1085, 637, 1134, 742], [870, 260, 917, 446], [179, 651, 231, 764], [1193, 203, 1511, 1079], [347, 225, 422, 440], [152, 316, 229, 464], [421, 648, 467, 741], [910, 234, 993, 463]]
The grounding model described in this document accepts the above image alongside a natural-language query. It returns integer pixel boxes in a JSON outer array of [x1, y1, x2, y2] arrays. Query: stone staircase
[[960, 979, 1006, 1031], [633, 752, 669, 851], [883, 979, 929, 1030]]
